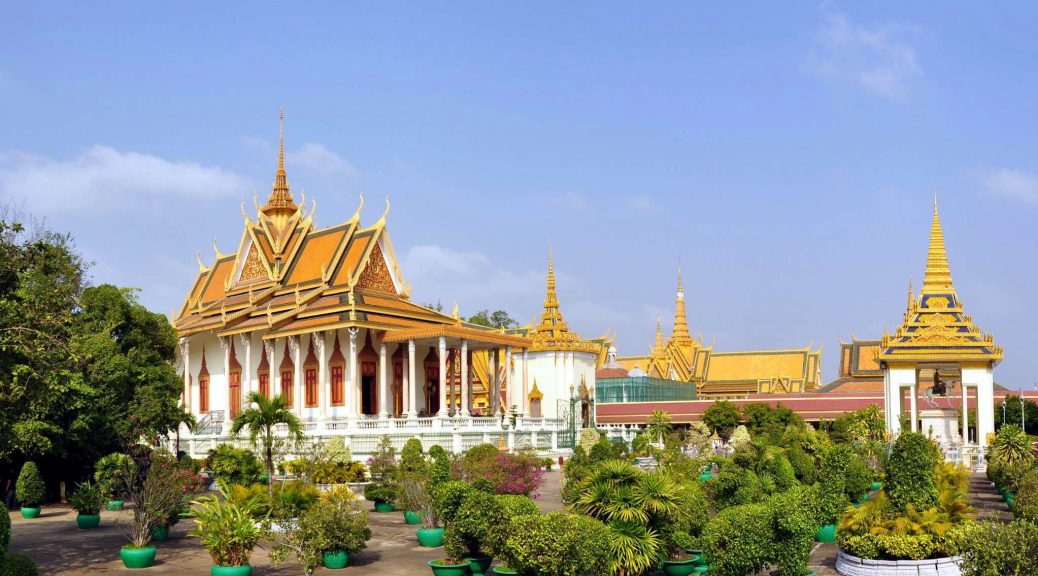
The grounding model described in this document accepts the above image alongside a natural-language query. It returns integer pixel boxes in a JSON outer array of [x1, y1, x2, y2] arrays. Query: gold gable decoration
[[239, 245, 267, 283], [530, 247, 600, 353], [356, 243, 397, 294]]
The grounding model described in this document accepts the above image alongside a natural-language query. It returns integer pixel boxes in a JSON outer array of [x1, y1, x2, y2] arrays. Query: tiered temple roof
[[876, 199, 1002, 366]]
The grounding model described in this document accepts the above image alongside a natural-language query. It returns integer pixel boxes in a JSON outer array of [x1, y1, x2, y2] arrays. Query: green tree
[[645, 410, 673, 444], [466, 309, 518, 329], [704, 400, 740, 442], [229, 392, 305, 498]]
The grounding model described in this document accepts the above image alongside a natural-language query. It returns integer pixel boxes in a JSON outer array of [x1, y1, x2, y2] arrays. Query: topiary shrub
[[445, 491, 508, 560], [702, 503, 773, 576], [471, 478, 495, 494], [495, 494, 540, 518], [427, 444, 452, 488], [886, 432, 939, 514], [0, 506, 9, 561], [709, 460, 763, 510], [15, 462, 44, 508], [817, 446, 850, 525], [844, 453, 873, 503], [1012, 468, 1038, 522], [399, 438, 426, 476], [769, 487, 816, 576], [431, 481, 474, 526], [0, 554, 39, 576], [501, 512, 610, 576], [786, 445, 816, 484]]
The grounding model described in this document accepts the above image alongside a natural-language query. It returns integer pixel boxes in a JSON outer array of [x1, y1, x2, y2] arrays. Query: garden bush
[[460, 444, 501, 479], [702, 503, 773, 576], [94, 453, 133, 500], [1012, 468, 1038, 522], [399, 438, 426, 476], [432, 481, 475, 525], [0, 554, 39, 576], [769, 486, 817, 576], [709, 460, 763, 510], [954, 518, 1038, 576], [496, 494, 540, 518], [886, 432, 939, 513], [446, 491, 509, 560], [209, 444, 264, 488], [363, 482, 396, 504], [844, 453, 873, 503], [817, 446, 851, 525], [272, 497, 371, 572], [471, 477, 495, 494], [501, 512, 610, 576], [15, 462, 44, 508], [0, 506, 9, 561], [786, 444, 816, 484], [427, 445, 451, 487]]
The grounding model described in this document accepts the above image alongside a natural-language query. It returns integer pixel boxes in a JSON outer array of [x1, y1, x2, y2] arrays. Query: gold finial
[[654, 313, 663, 349], [907, 279, 914, 312], [375, 195, 390, 226], [677, 267, 684, 300], [279, 107, 285, 172], [196, 251, 207, 272], [262, 107, 297, 219], [921, 194, 954, 294], [348, 193, 364, 224], [671, 267, 692, 344]]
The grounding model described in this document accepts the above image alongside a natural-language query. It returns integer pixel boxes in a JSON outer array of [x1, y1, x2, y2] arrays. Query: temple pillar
[[521, 348, 528, 415], [438, 336, 448, 417], [220, 336, 232, 421], [909, 378, 918, 433], [315, 332, 327, 421], [488, 348, 497, 415], [505, 346, 513, 414], [240, 334, 252, 400], [290, 336, 303, 415], [180, 338, 191, 413], [965, 366, 995, 448], [407, 339, 417, 418], [460, 340, 470, 417], [378, 342, 389, 418], [348, 328, 359, 418]]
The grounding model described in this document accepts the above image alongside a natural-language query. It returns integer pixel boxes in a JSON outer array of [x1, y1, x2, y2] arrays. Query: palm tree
[[645, 410, 673, 447], [230, 392, 305, 498], [172, 408, 197, 455]]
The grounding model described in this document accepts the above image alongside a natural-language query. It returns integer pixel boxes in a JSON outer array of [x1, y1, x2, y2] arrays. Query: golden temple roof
[[262, 108, 298, 220], [670, 269, 692, 345], [876, 199, 1002, 365]]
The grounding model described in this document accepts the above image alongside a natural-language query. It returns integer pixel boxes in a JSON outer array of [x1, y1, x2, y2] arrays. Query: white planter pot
[[836, 550, 962, 576]]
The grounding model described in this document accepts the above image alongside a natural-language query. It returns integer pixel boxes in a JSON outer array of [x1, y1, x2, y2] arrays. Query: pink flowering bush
[[460, 445, 545, 496]]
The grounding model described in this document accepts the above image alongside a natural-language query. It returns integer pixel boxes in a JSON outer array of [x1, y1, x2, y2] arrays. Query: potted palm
[[190, 488, 268, 576], [69, 481, 104, 529], [121, 451, 184, 568], [95, 452, 133, 511], [16, 461, 45, 519], [230, 392, 306, 500]]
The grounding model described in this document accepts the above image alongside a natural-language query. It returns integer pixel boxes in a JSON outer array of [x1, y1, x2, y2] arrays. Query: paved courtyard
[[6, 471, 564, 575]]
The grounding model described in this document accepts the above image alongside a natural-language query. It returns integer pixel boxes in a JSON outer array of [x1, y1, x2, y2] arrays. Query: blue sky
[[2, 2, 1037, 387]]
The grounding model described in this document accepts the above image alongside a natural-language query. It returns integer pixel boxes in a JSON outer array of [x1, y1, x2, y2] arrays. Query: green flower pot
[[466, 556, 493, 575], [428, 560, 470, 576], [1007, 493, 1015, 509], [492, 568, 519, 576], [692, 566, 709, 575], [815, 524, 836, 543], [663, 557, 698, 576], [211, 566, 253, 576], [417, 527, 446, 547], [698, 473, 713, 483], [404, 510, 422, 525], [375, 501, 395, 513], [870, 481, 882, 492], [76, 514, 101, 529], [120, 545, 157, 569], [20, 507, 41, 519], [150, 525, 169, 541], [685, 549, 706, 566], [107, 500, 125, 511], [323, 550, 349, 569]]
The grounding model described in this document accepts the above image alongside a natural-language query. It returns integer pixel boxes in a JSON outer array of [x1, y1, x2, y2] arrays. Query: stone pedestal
[[918, 408, 961, 445]]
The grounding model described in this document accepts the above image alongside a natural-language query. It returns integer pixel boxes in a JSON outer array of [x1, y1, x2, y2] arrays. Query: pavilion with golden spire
[[609, 268, 821, 396], [878, 198, 1001, 454]]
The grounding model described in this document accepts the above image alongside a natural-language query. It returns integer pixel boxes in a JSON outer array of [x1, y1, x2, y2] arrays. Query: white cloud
[[547, 191, 592, 212], [981, 168, 1038, 204], [628, 195, 656, 212], [812, 12, 920, 100], [290, 143, 359, 182], [0, 146, 253, 214]]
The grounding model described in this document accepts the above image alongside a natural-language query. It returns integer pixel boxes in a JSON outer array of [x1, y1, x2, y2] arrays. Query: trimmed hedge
[[446, 491, 508, 559], [1012, 468, 1038, 523], [431, 481, 474, 526], [770, 487, 817, 576], [844, 454, 873, 503], [818, 446, 850, 524], [501, 512, 610, 576], [496, 494, 540, 518], [0, 554, 39, 576], [886, 432, 939, 513], [15, 463, 43, 508], [702, 503, 773, 576]]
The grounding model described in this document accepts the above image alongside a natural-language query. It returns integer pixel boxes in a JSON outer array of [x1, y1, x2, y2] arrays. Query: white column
[[378, 342, 389, 418], [220, 336, 232, 419], [884, 367, 915, 436], [909, 377, 918, 433], [264, 340, 276, 398], [962, 382, 969, 446], [488, 348, 497, 415], [401, 344, 410, 416], [407, 339, 417, 418], [521, 348, 528, 415], [505, 346, 513, 413], [438, 336, 448, 417], [240, 334, 252, 399], [180, 338, 191, 413], [315, 332, 327, 421], [966, 366, 996, 448], [348, 328, 359, 417], [460, 340, 470, 417], [290, 336, 303, 415]]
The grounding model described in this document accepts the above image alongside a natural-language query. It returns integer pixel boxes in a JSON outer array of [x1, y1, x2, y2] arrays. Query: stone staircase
[[968, 472, 1013, 522]]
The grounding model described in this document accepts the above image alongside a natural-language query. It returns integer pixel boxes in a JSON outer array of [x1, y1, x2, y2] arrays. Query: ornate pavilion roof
[[526, 247, 601, 353], [876, 199, 1002, 366], [174, 115, 528, 349]]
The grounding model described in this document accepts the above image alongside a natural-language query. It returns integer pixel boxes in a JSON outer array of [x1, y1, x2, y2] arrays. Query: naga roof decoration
[[529, 247, 600, 353], [174, 113, 529, 349], [876, 199, 1002, 365]]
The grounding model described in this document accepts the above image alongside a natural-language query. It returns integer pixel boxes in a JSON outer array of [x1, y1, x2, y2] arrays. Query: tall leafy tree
[[230, 392, 305, 497], [467, 309, 518, 329], [703, 400, 740, 442]]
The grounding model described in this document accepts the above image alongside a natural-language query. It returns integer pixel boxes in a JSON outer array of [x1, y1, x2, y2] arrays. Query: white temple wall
[[523, 350, 597, 419], [884, 367, 915, 436], [963, 365, 995, 447]]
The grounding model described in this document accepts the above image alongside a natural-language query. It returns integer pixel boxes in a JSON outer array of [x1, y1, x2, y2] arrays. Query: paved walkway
[[968, 471, 1012, 521], [7, 470, 564, 575]]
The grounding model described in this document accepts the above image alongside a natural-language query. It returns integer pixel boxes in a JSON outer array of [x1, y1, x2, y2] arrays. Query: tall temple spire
[[262, 107, 298, 220], [531, 244, 594, 352], [654, 314, 663, 350], [671, 268, 692, 344], [907, 278, 914, 312], [921, 195, 954, 294]]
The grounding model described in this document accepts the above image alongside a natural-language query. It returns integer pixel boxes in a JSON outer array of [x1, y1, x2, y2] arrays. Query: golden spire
[[671, 268, 692, 344], [262, 108, 298, 220], [921, 195, 954, 294], [654, 314, 663, 350], [530, 244, 593, 352], [906, 278, 914, 313]]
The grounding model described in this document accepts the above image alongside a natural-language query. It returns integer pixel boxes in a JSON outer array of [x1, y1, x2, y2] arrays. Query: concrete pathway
[[968, 471, 1012, 521], [7, 470, 564, 575]]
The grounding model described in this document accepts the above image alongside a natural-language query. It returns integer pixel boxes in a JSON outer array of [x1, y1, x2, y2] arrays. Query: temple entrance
[[362, 360, 377, 415]]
